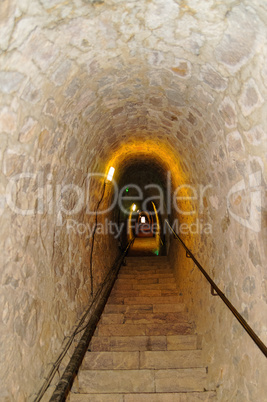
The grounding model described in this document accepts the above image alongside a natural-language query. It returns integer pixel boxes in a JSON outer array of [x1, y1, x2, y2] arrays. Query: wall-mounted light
[[141, 216, 146, 223], [132, 204, 137, 212], [106, 166, 115, 182]]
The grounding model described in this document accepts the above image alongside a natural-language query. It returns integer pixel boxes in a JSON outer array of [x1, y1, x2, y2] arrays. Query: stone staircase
[[70, 256, 216, 401]]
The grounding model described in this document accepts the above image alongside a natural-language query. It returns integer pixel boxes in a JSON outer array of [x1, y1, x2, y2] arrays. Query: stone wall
[[0, 0, 266, 400]]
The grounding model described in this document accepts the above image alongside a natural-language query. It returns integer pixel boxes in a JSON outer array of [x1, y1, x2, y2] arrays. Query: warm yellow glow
[[105, 138, 195, 251], [106, 166, 115, 181], [105, 139, 185, 190], [132, 204, 137, 211], [141, 216, 146, 223]]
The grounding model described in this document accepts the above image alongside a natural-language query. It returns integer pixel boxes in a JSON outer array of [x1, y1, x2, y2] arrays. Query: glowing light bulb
[[106, 167, 115, 181], [132, 204, 136, 212]]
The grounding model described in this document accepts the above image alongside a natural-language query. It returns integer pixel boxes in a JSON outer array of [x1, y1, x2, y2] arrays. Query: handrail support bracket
[[211, 286, 219, 296]]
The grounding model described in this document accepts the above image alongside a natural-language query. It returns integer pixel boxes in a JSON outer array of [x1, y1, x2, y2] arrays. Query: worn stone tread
[[118, 273, 175, 279], [77, 369, 155, 393], [89, 335, 167, 352], [155, 368, 207, 392], [100, 312, 189, 325], [103, 303, 185, 314], [120, 269, 174, 275], [153, 303, 185, 313], [70, 392, 217, 402], [114, 277, 176, 286], [76, 368, 207, 393], [122, 296, 181, 305], [96, 322, 193, 337], [81, 349, 203, 370], [124, 392, 217, 401], [70, 395, 123, 402], [104, 304, 153, 314], [110, 289, 180, 297], [167, 335, 202, 350], [89, 334, 201, 352], [140, 350, 203, 369], [133, 283, 177, 290], [82, 351, 139, 370], [106, 295, 182, 305]]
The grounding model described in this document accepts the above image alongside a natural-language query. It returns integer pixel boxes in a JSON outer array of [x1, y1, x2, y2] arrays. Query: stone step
[[70, 391, 217, 402], [95, 321, 193, 337], [82, 351, 139, 370], [104, 304, 153, 314], [121, 263, 171, 269], [89, 335, 167, 352], [74, 368, 207, 393], [89, 335, 200, 352], [124, 264, 169, 269], [113, 281, 136, 289], [139, 350, 203, 369], [100, 314, 124, 325], [110, 290, 179, 298], [155, 368, 208, 392], [110, 290, 148, 297], [70, 395, 123, 402], [75, 369, 154, 394], [132, 283, 177, 290], [103, 303, 185, 314], [120, 268, 173, 274], [123, 262, 170, 267], [108, 296, 181, 305], [114, 277, 175, 286], [167, 334, 202, 350], [118, 273, 175, 279], [123, 392, 217, 402], [158, 277, 176, 283], [122, 260, 170, 266], [100, 312, 189, 326], [121, 261, 171, 269], [126, 257, 169, 263], [119, 271, 174, 278], [153, 303, 185, 313], [81, 350, 203, 370], [110, 283, 178, 297], [124, 312, 189, 324], [69, 257, 212, 401]]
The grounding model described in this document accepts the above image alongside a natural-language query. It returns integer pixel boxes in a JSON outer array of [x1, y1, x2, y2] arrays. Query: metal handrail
[[37, 239, 134, 402], [165, 219, 267, 358]]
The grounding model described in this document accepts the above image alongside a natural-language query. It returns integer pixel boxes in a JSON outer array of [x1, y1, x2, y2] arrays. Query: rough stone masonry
[[0, 0, 266, 401]]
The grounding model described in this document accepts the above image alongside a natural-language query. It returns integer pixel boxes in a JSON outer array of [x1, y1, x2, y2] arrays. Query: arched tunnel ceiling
[[1, 0, 266, 197], [107, 145, 183, 190]]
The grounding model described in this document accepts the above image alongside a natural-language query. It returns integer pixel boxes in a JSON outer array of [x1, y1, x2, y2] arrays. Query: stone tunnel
[[0, 0, 266, 400]]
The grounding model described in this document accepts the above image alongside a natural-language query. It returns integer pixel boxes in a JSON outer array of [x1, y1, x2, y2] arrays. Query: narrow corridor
[[0, 1, 266, 401]]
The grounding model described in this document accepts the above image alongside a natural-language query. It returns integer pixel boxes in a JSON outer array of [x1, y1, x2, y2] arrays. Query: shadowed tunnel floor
[[128, 238, 162, 257]]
